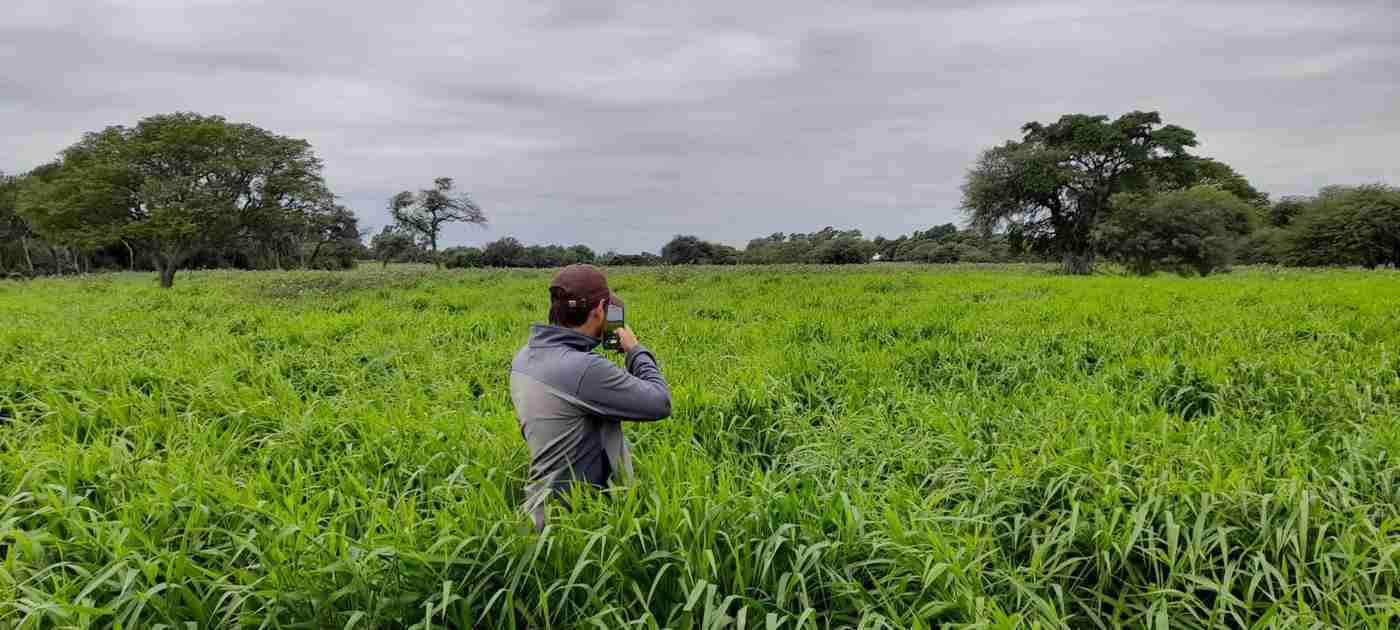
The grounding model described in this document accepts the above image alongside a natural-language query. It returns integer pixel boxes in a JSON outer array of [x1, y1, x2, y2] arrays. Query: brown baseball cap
[[549, 264, 617, 309]]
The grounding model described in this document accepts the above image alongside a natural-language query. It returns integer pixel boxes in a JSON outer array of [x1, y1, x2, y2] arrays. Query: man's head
[[549, 264, 618, 338]]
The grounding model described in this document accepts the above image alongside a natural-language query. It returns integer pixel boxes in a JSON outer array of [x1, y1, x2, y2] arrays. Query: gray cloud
[[3, 0, 1397, 253]]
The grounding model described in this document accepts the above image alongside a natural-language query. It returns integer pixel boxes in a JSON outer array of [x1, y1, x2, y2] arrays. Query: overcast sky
[[3, 0, 1397, 253]]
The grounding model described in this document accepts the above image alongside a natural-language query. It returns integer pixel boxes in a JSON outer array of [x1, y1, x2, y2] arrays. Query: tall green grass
[[1, 265, 1398, 628]]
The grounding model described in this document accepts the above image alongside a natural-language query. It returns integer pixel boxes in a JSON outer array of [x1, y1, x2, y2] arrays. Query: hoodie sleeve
[[573, 345, 672, 421]]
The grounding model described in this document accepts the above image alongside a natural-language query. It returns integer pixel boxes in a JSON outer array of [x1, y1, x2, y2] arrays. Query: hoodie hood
[[527, 324, 600, 351]]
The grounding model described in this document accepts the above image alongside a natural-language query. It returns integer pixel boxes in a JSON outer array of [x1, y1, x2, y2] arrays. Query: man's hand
[[615, 326, 640, 353]]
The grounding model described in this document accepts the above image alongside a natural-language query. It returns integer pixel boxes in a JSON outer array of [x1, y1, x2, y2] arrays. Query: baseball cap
[[549, 264, 617, 309]]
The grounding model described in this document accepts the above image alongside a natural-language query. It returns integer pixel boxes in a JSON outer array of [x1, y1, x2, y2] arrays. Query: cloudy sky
[[3, 0, 1397, 253]]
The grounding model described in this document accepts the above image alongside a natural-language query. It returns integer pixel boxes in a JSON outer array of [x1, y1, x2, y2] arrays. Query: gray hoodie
[[509, 324, 672, 529]]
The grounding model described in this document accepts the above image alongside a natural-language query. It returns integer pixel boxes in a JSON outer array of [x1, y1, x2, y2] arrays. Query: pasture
[[1, 265, 1398, 628]]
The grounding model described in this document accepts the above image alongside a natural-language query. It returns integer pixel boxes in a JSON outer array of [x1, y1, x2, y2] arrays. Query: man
[[509, 264, 672, 530]]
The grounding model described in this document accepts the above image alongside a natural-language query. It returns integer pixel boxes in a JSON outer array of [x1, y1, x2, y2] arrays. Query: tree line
[[381, 183, 1399, 274], [370, 111, 1396, 275], [4, 110, 1395, 284], [960, 111, 1398, 275]]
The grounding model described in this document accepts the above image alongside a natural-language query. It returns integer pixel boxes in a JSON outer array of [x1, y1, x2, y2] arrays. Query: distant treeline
[[368, 182, 1400, 273], [373, 225, 1038, 269], [4, 110, 1397, 284]]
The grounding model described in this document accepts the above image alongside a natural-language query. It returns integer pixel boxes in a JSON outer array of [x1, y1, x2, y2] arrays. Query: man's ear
[[592, 299, 607, 320]]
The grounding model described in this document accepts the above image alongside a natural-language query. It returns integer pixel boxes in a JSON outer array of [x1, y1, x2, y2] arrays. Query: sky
[[3, 0, 1397, 253]]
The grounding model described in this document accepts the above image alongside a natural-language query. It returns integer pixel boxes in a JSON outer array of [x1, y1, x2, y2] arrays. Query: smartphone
[[602, 303, 625, 350]]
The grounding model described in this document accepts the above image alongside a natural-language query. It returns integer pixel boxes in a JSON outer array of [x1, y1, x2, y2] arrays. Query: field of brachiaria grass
[[1, 265, 1398, 628]]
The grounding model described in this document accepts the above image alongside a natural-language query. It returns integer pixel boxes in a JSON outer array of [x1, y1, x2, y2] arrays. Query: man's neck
[[563, 324, 598, 338]]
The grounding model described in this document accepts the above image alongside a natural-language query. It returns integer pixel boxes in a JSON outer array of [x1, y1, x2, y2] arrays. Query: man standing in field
[[509, 264, 672, 530]]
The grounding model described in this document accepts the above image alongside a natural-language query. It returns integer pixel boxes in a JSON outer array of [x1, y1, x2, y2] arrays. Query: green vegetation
[[5, 110, 1395, 279], [962, 111, 1224, 275], [11, 113, 360, 287], [3, 265, 1398, 628], [389, 178, 487, 268], [1098, 186, 1257, 277]]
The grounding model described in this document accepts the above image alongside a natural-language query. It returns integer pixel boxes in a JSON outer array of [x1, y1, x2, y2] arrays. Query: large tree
[[389, 177, 486, 268], [17, 112, 334, 287], [962, 111, 1203, 274]]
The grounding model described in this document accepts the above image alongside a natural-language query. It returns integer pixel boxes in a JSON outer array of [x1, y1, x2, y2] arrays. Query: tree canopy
[[1286, 185, 1400, 268], [16, 112, 340, 286], [389, 177, 485, 267], [1099, 186, 1257, 276], [661, 235, 739, 265], [961, 111, 1256, 274]]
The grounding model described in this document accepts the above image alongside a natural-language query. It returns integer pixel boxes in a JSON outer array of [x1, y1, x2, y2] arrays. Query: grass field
[[1, 264, 1398, 628]]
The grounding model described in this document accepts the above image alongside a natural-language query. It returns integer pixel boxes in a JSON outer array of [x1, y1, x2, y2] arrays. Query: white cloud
[[2, 0, 1397, 252]]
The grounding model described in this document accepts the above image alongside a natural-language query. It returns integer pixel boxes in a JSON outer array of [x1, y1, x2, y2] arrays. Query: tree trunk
[[157, 248, 185, 288], [307, 240, 325, 269], [20, 236, 33, 274], [430, 233, 441, 269], [1062, 250, 1094, 275], [159, 263, 177, 288], [122, 239, 135, 271], [48, 246, 62, 275]]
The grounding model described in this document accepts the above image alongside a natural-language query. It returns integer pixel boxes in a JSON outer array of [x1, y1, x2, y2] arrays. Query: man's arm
[[574, 331, 672, 421]]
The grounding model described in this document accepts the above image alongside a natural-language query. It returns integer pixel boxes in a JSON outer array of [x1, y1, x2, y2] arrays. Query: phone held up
[[602, 302, 625, 351]]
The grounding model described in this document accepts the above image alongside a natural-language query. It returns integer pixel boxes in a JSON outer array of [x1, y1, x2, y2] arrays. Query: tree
[[1287, 185, 1400, 268], [370, 225, 419, 267], [481, 237, 526, 267], [0, 171, 36, 274], [522, 245, 565, 268], [1098, 186, 1257, 276], [1238, 226, 1290, 265], [442, 246, 484, 269], [17, 112, 334, 287], [1268, 196, 1310, 228], [962, 111, 1203, 274], [661, 235, 710, 264], [601, 251, 661, 266], [302, 205, 363, 270], [389, 177, 485, 268], [565, 244, 596, 265], [810, 238, 867, 264], [1153, 157, 1269, 207], [912, 223, 958, 242]]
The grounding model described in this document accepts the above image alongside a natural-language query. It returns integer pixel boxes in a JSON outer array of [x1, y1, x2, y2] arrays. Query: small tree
[[565, 244, 596, 265], [1238, 227, 1290, 265], [661, 235, 736, 265], [298, 204, 361, 269], [661, 235, 709, 264], [1099, 186, 1256, 276], [810, 238, 867, 264], [390, 178, 486, 268], [442, 246, 484, 269], [370, 225, 418, 267], [481, 237, 525, 267]]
